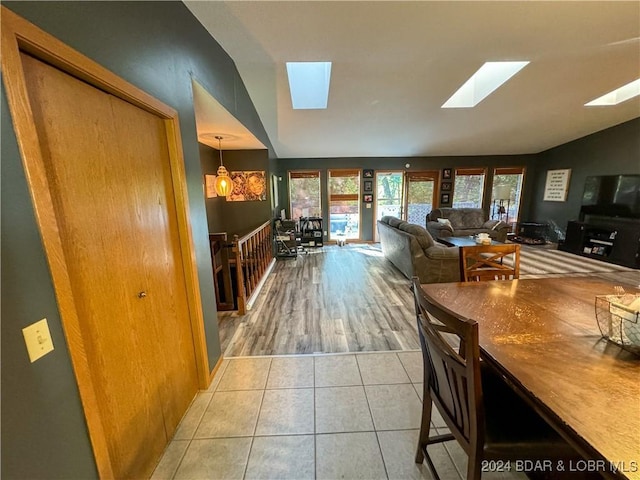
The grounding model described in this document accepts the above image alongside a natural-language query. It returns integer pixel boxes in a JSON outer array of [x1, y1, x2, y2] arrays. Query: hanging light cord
[[216, 135, 224, 166], [213, 135, 232, 197]]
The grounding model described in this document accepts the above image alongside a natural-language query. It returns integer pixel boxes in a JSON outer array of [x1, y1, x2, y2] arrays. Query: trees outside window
[[328, 169, 360, 240], [452, 168, 486, 208], [491, 167, 525, 225], [289, 171, 321, 219], [405, 172, 437, 225]]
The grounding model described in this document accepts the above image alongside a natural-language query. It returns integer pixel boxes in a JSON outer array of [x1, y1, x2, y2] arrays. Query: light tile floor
[[152, 352, 527, 480]]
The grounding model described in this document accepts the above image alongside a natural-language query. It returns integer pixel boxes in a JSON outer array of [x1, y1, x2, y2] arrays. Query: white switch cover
[[366, 204, 372, 209], [22, 318, 54, 363]]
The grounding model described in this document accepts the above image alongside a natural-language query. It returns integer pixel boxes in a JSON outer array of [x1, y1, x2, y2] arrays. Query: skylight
[[286, 62, 332, 109], [585, 79, 640, 106], [442, 61, 529, 108]]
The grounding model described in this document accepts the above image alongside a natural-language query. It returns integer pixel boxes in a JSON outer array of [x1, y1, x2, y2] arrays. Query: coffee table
[[436, 236, 502, 247]]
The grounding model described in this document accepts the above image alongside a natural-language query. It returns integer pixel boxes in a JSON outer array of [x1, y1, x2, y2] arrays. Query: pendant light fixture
[[214, 135, 232, 197]]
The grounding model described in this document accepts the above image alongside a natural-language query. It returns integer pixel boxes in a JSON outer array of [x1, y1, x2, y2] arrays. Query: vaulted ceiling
[[185, 1, 640, 158]]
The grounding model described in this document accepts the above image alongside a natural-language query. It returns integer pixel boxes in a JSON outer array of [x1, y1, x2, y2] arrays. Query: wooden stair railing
[[209, 233, 234, 311], [232, 220, 275, 314]]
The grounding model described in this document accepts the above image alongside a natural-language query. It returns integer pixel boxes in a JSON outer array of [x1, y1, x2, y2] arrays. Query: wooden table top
[[420, 277, 640, 480]]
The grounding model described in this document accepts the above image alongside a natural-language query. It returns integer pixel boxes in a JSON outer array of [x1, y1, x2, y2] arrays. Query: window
[[289, 171, 321, 219], [453, 168, 486, 208], [491, 167, 525, 224], [405, 171, 438, 225], [328, 169, 360, 240]]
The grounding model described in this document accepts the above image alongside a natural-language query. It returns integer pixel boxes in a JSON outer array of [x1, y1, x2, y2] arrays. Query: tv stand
[[560, 217, 640, 269]]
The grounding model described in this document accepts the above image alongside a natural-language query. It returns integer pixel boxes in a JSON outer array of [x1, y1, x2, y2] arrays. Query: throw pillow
[[492, 220, 506, 230], [437, 218, 453, 231]]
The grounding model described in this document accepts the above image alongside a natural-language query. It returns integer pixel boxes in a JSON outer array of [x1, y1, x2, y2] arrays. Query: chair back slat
[[413, 278, 484, 453], [454, 367, 471, 439], [460, 244, 520, 282]]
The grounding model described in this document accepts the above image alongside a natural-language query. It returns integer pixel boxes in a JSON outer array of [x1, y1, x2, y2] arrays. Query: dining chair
[[459, 243, 520, 282], [411, 277, 579, 480]]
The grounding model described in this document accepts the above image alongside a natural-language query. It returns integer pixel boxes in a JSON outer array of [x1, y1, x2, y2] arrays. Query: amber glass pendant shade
[[215, 165, 232, 197], [214, 135, 232, 197]]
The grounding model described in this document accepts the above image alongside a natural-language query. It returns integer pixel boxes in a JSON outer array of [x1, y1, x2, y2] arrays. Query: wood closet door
[[21, 53, 198, 479]]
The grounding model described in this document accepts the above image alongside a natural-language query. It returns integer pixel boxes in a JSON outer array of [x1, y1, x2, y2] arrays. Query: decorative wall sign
[[543, 169, 571, 202], [227, 170, 267, 202], [205, 174, 217, 198]]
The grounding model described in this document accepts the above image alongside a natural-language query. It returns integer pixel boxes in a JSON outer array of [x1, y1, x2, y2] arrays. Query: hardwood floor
[[218, 244, 419, 357], [218, 243, 640, 357]]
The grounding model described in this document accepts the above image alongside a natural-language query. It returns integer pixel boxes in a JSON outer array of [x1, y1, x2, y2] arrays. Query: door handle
[[137, 291, 147, 299]]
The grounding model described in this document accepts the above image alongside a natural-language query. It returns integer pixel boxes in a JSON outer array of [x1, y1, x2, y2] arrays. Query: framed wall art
[[227, 170, 267, 202], [204, 174, 217, 198], [543, 168, 571, 202], [363, 169, 374, 178], [441, 182, 452, 191], [363, 194, 373, 203], [440, 193, 450, 205], [442, 168, 452, 180], [364, 180, 373, 192]]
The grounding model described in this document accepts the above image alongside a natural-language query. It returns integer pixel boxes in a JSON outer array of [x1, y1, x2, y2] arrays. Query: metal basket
[[595, 294, 640, 354]]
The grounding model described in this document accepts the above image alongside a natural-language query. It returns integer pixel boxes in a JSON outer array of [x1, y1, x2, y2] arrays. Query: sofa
[[426, 208, 510, 242], [377, 216, 460, 284]]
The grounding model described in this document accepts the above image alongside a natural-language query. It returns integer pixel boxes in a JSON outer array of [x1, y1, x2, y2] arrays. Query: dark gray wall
[[529, 118, 640, 229], [1, 2, 274, 478], [277, 155, 539, 241], [200, 144, 273, 237], [1, 88, 99, 479]]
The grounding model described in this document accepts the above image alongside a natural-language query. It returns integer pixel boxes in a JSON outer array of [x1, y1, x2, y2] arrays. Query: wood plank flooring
[[218, 243, 640, 357], [218, 245, 419, 357]]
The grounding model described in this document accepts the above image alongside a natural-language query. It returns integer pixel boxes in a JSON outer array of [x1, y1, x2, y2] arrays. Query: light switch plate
[[22, 318, 54, 363]]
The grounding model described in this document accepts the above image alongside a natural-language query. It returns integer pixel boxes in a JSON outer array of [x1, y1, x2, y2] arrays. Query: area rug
[[512, 246, 637, 278]]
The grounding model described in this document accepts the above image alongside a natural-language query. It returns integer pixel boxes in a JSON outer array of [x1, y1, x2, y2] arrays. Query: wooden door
[[21, 53, 199, 479]]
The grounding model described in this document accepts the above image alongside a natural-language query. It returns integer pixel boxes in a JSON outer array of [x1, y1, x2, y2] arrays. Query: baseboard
[[208, 355, 224, 386], [246, 258, 277, 310]]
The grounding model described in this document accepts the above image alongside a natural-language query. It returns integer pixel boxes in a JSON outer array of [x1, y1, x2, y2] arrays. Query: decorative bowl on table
[[474, 234, 491, 245]]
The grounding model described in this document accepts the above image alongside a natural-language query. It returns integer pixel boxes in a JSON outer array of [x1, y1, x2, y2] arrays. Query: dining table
[[420, 276, 640, 480]]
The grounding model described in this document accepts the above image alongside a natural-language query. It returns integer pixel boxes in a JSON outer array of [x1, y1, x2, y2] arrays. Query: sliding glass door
[[373, 170, 438, 241], [328, 169, 361, 240], [374, 171, 404, 241]]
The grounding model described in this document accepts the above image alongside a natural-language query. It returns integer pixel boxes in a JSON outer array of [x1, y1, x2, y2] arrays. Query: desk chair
[[460, 244, 520, 282], [411, 277, 578, 480]]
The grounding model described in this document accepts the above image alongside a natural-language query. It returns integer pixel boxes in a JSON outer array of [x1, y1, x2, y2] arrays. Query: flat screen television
[[581, 174, 640, 219]]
